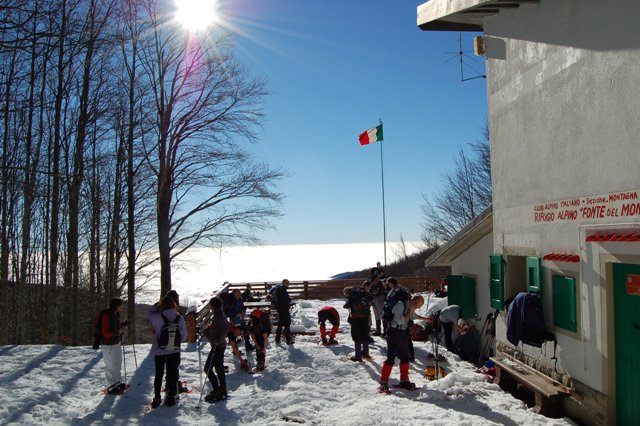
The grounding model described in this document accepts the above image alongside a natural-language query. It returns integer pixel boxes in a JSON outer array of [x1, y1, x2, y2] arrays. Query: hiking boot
[[327, 338, 338, 345], [275, 336, 281, 344], [350, 356, 364, 362], [256, 363, 266, 371], [151, 396, 162, 408], [245, 342, 255, 351], [286, 338, 294, 345], [367, 336, 375, 344], [397, 381, 417, 390], [372, 330, 381, 336], [205, 387, 227, 403], [321, 337, 328, 345], [164, 395, 176, 406], [240, 359, 249, 370], [378, 383, 391, 393], [178, 383, 189, 394], [363, 354, 373, 361]]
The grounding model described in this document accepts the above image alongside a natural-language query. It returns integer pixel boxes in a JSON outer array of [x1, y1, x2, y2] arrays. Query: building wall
[[481, 0, 640, 418], [450, 232, 493, 327]]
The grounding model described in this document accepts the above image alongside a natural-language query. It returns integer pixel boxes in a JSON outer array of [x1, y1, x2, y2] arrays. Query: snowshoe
[[377, 383, 392, 394], [103, 382, 129, 396], [150, 396, 162, 409], [164, 395, 177, 407], [249, 364, 267, 374], [393, 381, 417, 391], [204, 388, 228, 403], [240, 359, 250, 371], [178, 381, 190, 394]]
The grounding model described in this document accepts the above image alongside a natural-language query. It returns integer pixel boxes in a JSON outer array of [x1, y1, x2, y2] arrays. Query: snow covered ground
[[0, 297, 576, 425]]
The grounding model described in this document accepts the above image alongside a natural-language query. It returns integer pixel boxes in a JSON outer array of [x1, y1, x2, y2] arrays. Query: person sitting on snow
[[317, 306, 340, 345]]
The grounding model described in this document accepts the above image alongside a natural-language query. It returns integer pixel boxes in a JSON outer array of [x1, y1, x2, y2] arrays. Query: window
[[490, 255, 505, 310], [527, 257, 543, 295], [552, 275, 577, 332], [447, 275, 477, 319]]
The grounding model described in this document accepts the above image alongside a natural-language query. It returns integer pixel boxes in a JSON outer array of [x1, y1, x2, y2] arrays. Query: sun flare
[[174, 0, 218, 32]]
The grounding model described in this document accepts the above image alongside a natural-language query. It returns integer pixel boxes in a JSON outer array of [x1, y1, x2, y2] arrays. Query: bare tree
[[421, 121, 491, 243], [139, 6, 284, 298]]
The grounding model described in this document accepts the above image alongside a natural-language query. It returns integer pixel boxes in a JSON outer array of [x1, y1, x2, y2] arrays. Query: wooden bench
[[490, 354, 570, 418]]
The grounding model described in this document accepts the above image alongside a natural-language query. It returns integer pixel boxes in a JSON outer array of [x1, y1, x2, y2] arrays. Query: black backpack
[[382, 287, 410, 321], [349, 288, 371, 318], [158, 312, 182, 350], [92, 308, 110, 349]]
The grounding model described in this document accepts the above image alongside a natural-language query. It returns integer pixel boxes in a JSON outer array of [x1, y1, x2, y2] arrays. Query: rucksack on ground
[[382, 287, 410, 321], [159, 313, 182, 350], [92, 308, 110, 349]]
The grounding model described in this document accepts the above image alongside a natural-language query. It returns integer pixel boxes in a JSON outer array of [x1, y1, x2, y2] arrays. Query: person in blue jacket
[[147, 296, 188, 408]]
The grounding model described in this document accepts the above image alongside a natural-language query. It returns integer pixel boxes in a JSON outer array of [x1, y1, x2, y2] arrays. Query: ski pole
[[121, 334, 127, 384], [131, 341, 138, 370], [198, 338, 203, 395], [197, 342, 216, 410]]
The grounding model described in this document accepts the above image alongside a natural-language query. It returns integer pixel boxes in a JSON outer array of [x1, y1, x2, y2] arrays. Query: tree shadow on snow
[[4, 347, 102, 425], [2, 345, 65, 383], [72, 349, 157, 425]]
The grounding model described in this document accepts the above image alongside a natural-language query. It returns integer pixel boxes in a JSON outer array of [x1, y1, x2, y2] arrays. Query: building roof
[[424, 205, 493, 267], [417, 0, 541, 32]]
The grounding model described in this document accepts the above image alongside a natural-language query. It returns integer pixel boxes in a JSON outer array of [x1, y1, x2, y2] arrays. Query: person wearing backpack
[[343, 285, 372, 362], [378, 293, 426, 393], [97, 298, 126, 394], [268, 279, 293, 344], [203, 297, 229, 402], [147, 296, 187, 408]]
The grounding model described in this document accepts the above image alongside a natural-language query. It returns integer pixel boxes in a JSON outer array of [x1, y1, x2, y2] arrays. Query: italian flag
[[359, 124, 383, 146]]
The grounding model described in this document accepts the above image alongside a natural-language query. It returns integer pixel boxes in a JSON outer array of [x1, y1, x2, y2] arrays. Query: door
[[612, 263, 640, 426]]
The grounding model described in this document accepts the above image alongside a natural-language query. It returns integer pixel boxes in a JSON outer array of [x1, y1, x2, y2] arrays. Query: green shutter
[[490, 255, 505, 310], [447, 275, 477, 319], [527, 256, 543, 294], [552, 275, 577, 332]]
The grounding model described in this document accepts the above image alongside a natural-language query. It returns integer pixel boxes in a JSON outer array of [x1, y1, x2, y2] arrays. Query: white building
[[419, 1, 640, 425]]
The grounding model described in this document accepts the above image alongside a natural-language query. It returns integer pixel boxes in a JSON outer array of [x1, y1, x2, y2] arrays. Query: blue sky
[[216, 0, 487, 245]]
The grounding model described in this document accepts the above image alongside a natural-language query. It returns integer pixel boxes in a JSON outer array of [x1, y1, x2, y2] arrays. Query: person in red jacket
[[317, 306, 340, 345], [100, 298, 126, 393]]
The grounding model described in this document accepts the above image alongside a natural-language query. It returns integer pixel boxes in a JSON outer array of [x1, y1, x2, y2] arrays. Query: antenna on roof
[[444, 32, 486, 82]]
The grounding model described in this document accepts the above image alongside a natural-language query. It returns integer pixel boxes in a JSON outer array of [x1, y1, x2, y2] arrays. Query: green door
[[612, 263, 640, 426]]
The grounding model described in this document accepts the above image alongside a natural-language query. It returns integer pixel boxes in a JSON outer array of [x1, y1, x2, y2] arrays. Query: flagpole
[[379, 120, 387, 266]]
